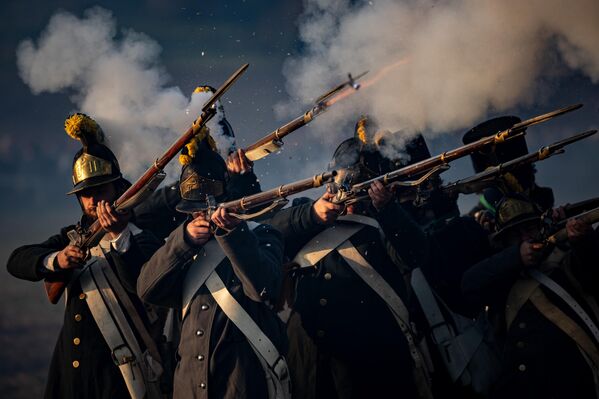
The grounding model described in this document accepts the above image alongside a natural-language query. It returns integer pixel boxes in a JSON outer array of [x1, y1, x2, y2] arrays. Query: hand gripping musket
[[44, 64, 250, 304], [545, 205, 599, 245], [244, 72, 368, 161], [439, 129, 597, 198], [211, 171, 337, 220], [332, 104, 583, 205]]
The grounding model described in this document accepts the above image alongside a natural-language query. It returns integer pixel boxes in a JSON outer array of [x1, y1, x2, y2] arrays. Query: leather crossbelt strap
[[411, 268, 477, 383], [181, 222, 260, 319], [103, 264, 163, 366], [337, 242, 423, 367], [292, 217, 372, 269], [529, 269, 599, 345], [205, 272, 291, 399], [80, 257, 147, 399]]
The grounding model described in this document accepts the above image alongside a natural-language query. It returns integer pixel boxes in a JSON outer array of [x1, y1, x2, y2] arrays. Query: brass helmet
[[491, 193, 542, 242], [176, 136, 228, 214], [65, 113, 123, 195]]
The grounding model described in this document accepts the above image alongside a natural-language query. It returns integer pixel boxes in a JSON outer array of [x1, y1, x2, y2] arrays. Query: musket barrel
[[547, 206, 599, 244], [220, 171, 336, 212]]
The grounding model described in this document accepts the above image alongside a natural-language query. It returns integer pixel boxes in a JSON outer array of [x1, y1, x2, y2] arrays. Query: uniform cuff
[[43, 251, 60, 271]]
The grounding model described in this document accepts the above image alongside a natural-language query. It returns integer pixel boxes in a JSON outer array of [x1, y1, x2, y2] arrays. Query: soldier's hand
[[211, 207, 242, 231], [185, 216, 212, 246], [566, 218, 593, 243], [520, 241, 545, 267], [368, 180, 394, 211], [474, 210, 496, 232], [97, 200, 130, 239], [551, 206, 567, 222], [57, 245, 86, 269], [312, 191, 343, 225], [226, 148, 253, 175]]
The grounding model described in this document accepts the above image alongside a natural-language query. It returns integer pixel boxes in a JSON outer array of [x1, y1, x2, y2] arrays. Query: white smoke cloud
[[16, 7, 233, 181], [279, 0, 599, 148]]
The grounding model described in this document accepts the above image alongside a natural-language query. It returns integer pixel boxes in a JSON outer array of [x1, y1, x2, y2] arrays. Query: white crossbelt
[[180, 222, 290, 399], [529, 269, 599, 345]]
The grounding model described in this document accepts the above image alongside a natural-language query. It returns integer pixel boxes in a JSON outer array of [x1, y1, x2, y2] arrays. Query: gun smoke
[[16, 7, 234, 181], [278, 0, 599, 153]]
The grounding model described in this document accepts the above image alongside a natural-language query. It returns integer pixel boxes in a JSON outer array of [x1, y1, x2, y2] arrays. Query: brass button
[[319, 298, 328, 306], [79, 293, 86, 300], [73, 338, 81, 346], [518, 364, 526, 372], [201, 304, 209, 310], [197, 355, 204, 361], [324, 273, 332, 280], [196, 330, 204, 336], [516, 341, 525, 349], [200, 382, 206, 389], [72, 360, 80, 368], [74, 314, 82, 322], [316, 330, 325, 338], [518, 322, 526, 329]]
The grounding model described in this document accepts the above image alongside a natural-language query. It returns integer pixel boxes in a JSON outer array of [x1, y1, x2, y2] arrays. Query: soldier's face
[[78, 183, 117, 219]]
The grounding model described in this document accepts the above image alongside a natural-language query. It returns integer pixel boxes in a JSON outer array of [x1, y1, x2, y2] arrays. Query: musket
[[440, 129, 597, 197], [333, 104, 583, 205], [44, 63, 250, 304], [244, 72, 368, 161], [214, 171, 337, 217], [546, 205, 599, 245]]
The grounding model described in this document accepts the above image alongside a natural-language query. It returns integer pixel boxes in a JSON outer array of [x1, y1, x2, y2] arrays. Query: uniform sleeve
[[6, 226, 73, 282], [375, 200, 431, 270], [461, 244, 523, 309], [132, 183, 187, 240], [265, 201, 326, 259], [567, 228, 599, 292], [226, 170, 262, 200], [215, 222, 284, 303], [137, 223, 198, 309], [110, 228, 164, 294]]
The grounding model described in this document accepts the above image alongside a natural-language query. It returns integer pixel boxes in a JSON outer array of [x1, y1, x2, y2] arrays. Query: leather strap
[[80, 259, 147, 399], [181, 222, 260, 319], [336, 241, 433, 398], [529, 269, 599, 345], [506, 278, 541, 330], [205, 272, 291, 399], [292, 223, 364, 269]]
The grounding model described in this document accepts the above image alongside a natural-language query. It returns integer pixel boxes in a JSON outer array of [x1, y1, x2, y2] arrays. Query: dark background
[[1, 1, 597, 397]]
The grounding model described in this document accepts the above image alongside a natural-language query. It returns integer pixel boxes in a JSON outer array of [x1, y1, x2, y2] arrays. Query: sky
[[1, 1, 598, 397]]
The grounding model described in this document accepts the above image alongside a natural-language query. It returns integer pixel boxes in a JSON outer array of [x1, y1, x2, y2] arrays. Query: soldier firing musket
[[43, 63, 249, 304], [331, 104, 583, 206]]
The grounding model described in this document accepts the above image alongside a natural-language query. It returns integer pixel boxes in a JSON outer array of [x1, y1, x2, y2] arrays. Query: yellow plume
[[64, 113, 102, 142], [179, 125, 218, 165]]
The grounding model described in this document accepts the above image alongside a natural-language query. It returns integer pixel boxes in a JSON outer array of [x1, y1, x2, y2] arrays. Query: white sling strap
[[529, 269, 599, 345], [411, 268, 478, 383], [293, 223, 363, 268], [80, 254, 147, 399], [181, 238, 227, 319], [336, 241, 425, 368], [205, 272, 291, 399], [181, 222, 260, 319]]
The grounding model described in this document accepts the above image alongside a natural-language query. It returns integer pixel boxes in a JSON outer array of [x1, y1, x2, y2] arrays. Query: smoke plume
[[279, 0, 599, 146], [16, 7, 232, 181]]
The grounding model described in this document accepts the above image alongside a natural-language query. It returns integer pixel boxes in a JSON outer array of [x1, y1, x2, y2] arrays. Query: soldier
[[462, 116, 555, 231], [356, 116, 498, 396], [268, 135, 434, 399], [136, 143, 289, 399], [6, 114, 165, 399], [462, 194, 599, 399], [133, 86, 261, 240]]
